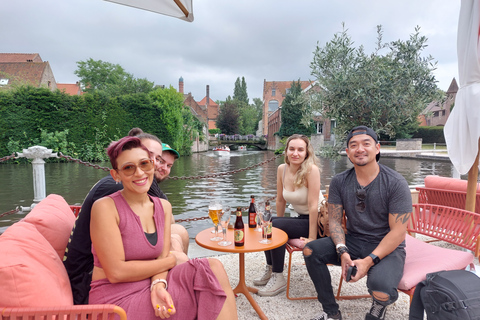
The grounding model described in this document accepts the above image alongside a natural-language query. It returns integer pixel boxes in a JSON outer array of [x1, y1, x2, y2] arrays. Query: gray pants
[[304, 234, 405, 315]]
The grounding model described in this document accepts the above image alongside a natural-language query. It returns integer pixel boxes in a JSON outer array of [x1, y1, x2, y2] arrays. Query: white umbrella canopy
[[103, 0, 194, 22], [444, 0, 480, 211]]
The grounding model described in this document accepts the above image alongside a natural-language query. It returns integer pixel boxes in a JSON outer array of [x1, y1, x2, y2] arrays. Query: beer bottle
[[265, 200, 272, 239], [248, 195, 256, 228], [234, 207, 245, 247]]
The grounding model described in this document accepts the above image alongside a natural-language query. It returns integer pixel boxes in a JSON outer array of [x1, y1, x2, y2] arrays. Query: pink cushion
[[398, 235, 474, 290], [424, 175, 480, 194], [0, 221, 73, 307], [288, 238, 306, 249], [23, 194, 75, 259]]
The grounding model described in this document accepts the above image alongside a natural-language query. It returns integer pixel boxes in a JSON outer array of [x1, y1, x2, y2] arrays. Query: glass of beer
[[209, 200, 223, 241], [254, 201, 265, 232], [218, 206, 232, 246], [259, 210, 272, 244]]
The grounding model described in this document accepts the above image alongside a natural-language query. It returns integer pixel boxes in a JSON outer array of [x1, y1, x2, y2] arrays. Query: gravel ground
[[194, 236, 480, 320]]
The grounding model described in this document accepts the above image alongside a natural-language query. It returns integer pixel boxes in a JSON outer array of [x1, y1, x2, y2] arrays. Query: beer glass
[[209, 200, 223, 241], [259, 210, 272, 244], [254, 201, 264, 232], [218, 206, 232, 246]]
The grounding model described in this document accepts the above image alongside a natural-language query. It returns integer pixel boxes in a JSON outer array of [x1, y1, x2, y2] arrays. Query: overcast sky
[[1, 0, 460, 103]]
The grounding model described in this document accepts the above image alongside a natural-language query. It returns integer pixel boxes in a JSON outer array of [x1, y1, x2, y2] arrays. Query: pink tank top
[[92, 191, 165, 268]]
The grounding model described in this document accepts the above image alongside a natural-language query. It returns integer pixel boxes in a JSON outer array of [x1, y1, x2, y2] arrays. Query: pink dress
[[89, 191, 226, 320]]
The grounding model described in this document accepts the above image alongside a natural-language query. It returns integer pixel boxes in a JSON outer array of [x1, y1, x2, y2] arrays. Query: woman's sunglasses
[[117, 159, 154, 176]]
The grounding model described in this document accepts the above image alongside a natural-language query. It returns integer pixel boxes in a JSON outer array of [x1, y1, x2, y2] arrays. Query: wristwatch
[[368, 253, 381, 265], [336, 244, 349, 258]]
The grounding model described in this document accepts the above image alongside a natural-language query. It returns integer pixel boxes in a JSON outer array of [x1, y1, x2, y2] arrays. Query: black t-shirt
[[63, 175, 167, 305]]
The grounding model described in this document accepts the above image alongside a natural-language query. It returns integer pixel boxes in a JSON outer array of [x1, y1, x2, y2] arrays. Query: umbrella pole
[[465, 138, 480, 212]]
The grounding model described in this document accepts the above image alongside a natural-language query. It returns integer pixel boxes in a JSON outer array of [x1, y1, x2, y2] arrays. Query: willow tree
[[309, 24, 442, 140]]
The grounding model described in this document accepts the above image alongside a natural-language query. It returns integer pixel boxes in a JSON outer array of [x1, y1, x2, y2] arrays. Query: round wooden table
[[195, 226, 288, 320]]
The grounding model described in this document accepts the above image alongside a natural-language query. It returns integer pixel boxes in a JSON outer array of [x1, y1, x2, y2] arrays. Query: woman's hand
[[151, 285, 176, 318], [299, 237, 316, 245]]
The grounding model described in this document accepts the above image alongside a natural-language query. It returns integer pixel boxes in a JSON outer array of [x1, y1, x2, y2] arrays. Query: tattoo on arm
[[328, 203, 345, 244], [391, 212, 411, 224]]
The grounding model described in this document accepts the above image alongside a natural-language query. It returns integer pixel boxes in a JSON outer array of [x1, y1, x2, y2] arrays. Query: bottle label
[[234, 230, 244, 243], [249, 212, 256, 228]]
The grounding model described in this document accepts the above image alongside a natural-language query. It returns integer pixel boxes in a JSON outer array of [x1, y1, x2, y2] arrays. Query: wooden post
[[465, 138, 480, 212]]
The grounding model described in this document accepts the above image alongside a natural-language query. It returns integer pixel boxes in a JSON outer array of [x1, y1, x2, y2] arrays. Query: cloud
[[0, 0, 460, 102]]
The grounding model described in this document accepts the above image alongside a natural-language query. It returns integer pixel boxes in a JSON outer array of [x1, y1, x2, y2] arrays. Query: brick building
[[0, 53, 57, 91], [419, 78, 458, 126]]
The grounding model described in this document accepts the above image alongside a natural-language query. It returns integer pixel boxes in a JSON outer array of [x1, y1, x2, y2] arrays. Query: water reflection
[[0, 151, 457, 237]]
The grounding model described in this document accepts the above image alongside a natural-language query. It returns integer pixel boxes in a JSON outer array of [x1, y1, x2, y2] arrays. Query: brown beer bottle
[[234, 207, 245, 246], [248, 195, 256, 228]]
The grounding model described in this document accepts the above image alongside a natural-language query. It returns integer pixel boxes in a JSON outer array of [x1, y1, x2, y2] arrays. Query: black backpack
[[409, 270, 480, 320]]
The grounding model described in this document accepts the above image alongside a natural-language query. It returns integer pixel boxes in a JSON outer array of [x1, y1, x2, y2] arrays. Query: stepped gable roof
[[0, 62, 50, 87], [57, 83, 82, 95], [0, 53, 42, 63]]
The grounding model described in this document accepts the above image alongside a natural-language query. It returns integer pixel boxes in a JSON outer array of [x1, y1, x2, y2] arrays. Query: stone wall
[[396, 138, 422, 150]]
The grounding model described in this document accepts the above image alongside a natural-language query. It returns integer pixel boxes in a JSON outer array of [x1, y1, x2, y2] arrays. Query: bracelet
[[150, 278, 168, 291]]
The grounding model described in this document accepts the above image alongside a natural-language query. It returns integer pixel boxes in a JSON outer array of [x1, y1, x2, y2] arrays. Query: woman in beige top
[[254, 134, 321, 297]]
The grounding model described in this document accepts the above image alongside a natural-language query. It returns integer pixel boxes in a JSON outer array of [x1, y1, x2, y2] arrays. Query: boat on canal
[[213, 145, 230, 156]]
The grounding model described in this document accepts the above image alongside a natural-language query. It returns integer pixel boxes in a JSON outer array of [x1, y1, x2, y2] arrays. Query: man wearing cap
[[157, 143, 189, 252], [303, 126, 412, 320]]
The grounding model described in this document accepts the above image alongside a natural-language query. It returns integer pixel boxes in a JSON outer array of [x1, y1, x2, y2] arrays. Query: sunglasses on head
[[117, 159, 154, 176], [355, 188, 366, 213]]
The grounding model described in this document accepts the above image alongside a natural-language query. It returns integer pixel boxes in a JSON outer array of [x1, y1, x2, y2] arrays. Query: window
[[272, 88, 276, 97], [286, 88, 291, 95], [330, 119, 337, 129], [317, 122, 323, 134], [268, 100, 279, 112], [442, 110, 446, 116]]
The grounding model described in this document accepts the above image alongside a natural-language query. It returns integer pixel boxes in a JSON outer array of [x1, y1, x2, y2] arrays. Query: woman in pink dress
[[89, 136, 237, 320]]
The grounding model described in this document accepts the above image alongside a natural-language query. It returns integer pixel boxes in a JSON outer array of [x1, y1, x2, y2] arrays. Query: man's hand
[[345, 257, 373, 283]]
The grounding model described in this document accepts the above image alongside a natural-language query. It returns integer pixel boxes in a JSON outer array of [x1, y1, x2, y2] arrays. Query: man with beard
[[304, 126, 412, 320]]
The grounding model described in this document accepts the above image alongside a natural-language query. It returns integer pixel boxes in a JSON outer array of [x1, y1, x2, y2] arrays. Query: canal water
[[0, 150, 456, 238]]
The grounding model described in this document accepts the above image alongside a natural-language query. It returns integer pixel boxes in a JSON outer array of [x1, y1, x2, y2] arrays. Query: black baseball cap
[[346, 126, 380, 161]]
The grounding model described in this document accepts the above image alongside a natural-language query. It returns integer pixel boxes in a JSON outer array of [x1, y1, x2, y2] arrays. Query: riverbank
[[190, 236, 479, 320]]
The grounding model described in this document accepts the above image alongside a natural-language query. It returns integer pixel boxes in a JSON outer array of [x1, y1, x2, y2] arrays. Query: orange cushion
[[398, 235, 474, 290], [23, 194, 75, 259], [0, 221, 73, 307], [424, 175, 480, 194]]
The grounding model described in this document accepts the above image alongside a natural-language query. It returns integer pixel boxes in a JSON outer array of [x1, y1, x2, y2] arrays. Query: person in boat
[[89, 136, 237, 319], [63, 128, 188, 305], [253, 134, 322, 297], [304, 126, 412, 320]]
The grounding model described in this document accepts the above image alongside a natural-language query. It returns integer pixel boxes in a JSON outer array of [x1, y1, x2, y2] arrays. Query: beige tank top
[[282, 165, 309, 215]]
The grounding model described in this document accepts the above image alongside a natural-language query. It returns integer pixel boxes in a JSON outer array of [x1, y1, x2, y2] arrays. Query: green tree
[[309, 24, 442, 140], [278, 80, 315, 137], [74, 58, 155, 96], [216, 100, 240, 135], [148, 86, 185, 152], [233, 77, 249, 105]]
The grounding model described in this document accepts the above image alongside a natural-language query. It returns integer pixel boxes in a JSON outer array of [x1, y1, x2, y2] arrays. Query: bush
[[208, 129, 221, 134], [412, 126, 445, 144]]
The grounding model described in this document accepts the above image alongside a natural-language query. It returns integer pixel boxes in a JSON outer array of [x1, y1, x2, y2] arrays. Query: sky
[[1, 0, 461, 103]]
